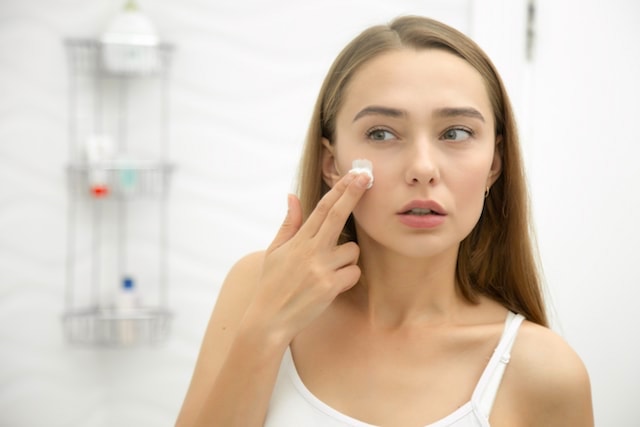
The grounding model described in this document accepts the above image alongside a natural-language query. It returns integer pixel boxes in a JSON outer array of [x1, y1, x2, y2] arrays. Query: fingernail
[[355, 173, 370, 188], [344, 172, 356, 184]]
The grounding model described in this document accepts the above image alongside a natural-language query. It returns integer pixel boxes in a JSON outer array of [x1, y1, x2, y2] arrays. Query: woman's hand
[[242, 172, 371, 345]]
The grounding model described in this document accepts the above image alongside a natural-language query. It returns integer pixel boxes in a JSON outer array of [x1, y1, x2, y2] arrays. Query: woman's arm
[[174, 251, 285, 427], [175, 172, 371, 426]]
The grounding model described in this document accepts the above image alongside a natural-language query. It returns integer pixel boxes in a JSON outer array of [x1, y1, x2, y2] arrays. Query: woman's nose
[[404, 139, 440, 185]]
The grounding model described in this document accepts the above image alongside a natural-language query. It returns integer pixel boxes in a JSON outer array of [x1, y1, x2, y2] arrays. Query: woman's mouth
[[397, 201, 447, 228], [403, 208, 442, 216]]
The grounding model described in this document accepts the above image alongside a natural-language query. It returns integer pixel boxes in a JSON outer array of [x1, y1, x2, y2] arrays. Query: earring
[[484, 187, 490, 198]]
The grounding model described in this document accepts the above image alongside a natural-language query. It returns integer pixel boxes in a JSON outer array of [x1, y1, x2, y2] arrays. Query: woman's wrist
[[235, 308, 292, 357]]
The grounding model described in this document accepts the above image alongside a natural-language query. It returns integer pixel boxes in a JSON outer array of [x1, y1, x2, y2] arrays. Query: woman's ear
[[487, 135, 503, 187], [321, 138, 341, 188]]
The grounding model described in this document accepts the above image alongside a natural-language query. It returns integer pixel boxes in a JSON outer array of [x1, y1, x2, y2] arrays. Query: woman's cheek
[[354, 160, 389, 209]]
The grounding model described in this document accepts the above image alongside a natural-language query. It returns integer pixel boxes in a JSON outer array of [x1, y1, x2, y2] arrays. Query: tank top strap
[[471, 311, 525, 419]]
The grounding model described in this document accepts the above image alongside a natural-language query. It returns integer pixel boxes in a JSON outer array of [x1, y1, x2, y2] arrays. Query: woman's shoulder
[[229, 250, 266, 274], [506, 319, 594, 425], [196, 250, 267, 341], [224, 250, 266, 285], [513, 320, 589, 386], [214, 250, 266, 309]]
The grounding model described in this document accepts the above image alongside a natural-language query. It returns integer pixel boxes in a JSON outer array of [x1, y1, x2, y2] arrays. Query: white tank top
[[264, 312, 525, 427]]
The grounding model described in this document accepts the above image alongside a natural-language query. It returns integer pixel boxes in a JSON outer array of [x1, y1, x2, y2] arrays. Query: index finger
[[303, 172, 371, 243]]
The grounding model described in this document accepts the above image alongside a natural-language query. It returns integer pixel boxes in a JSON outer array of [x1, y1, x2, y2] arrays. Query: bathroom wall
[[0, 0, 638, 426], [525, 1, 640, 424]]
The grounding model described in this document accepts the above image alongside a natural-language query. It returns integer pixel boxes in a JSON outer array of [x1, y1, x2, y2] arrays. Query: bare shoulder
[[216, 250, 265, 301], [507, 321, 594, 426], [208, 250, 266, 335]]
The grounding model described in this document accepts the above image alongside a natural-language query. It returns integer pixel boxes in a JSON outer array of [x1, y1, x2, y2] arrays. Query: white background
[[0, 0, 638, 426]]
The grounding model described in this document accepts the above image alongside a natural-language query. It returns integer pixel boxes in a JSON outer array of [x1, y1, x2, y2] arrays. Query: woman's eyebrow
[[353, 106, 407, 122], [352, 105, 485, 123], [434, 107, 485, 122]]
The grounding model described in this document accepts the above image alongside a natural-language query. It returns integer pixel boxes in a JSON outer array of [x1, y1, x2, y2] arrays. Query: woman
[[176, 16, 593, 427]]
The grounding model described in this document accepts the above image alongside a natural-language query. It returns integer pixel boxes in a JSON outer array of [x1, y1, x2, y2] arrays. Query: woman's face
[[323, 48, 501, 259]]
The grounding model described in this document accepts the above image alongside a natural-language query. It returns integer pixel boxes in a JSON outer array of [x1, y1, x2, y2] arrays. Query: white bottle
[[118, 276, 140, 345], [100, 1, 160, 74], [118, 276, 140, 311], [86, 134, 113, 198]]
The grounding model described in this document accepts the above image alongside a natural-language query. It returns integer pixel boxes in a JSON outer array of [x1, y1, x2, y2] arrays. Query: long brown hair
[[296, 16, 548, 326]]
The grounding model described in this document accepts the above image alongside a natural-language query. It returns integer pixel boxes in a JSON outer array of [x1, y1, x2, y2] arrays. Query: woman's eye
[[442, 127, 472, 141], [367, 128, 395, 141]]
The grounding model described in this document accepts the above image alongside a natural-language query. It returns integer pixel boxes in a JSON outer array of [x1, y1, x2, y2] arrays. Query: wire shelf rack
[[62, 306, 172, 346]]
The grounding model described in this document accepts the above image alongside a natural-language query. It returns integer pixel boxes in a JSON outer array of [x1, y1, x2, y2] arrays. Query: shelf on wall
[[67, 160, 174, 199], [62, 306, 172, 347], [63, 32, 176, 347], [65, 38, 174, 77]]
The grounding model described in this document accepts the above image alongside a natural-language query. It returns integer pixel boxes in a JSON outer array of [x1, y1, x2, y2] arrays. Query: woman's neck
[[344, 242, 466, 330]]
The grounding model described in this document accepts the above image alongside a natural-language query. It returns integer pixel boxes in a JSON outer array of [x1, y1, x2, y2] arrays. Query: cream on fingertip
[[349, 158, 373, 189]]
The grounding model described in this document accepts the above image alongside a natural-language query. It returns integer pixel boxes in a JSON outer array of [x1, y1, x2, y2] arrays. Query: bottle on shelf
[[117, 276, 140, 345], [85, 134, 113, 198], [100, 0, 160, 74], [117, 276, 140, 311]]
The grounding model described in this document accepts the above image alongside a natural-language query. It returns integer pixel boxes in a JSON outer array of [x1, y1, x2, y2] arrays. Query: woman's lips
[[396, 199, 447, 228], [397, 211, 446, 228]]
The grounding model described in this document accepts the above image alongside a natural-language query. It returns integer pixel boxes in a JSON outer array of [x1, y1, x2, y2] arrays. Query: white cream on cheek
[[348, 158, 374, 189]]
